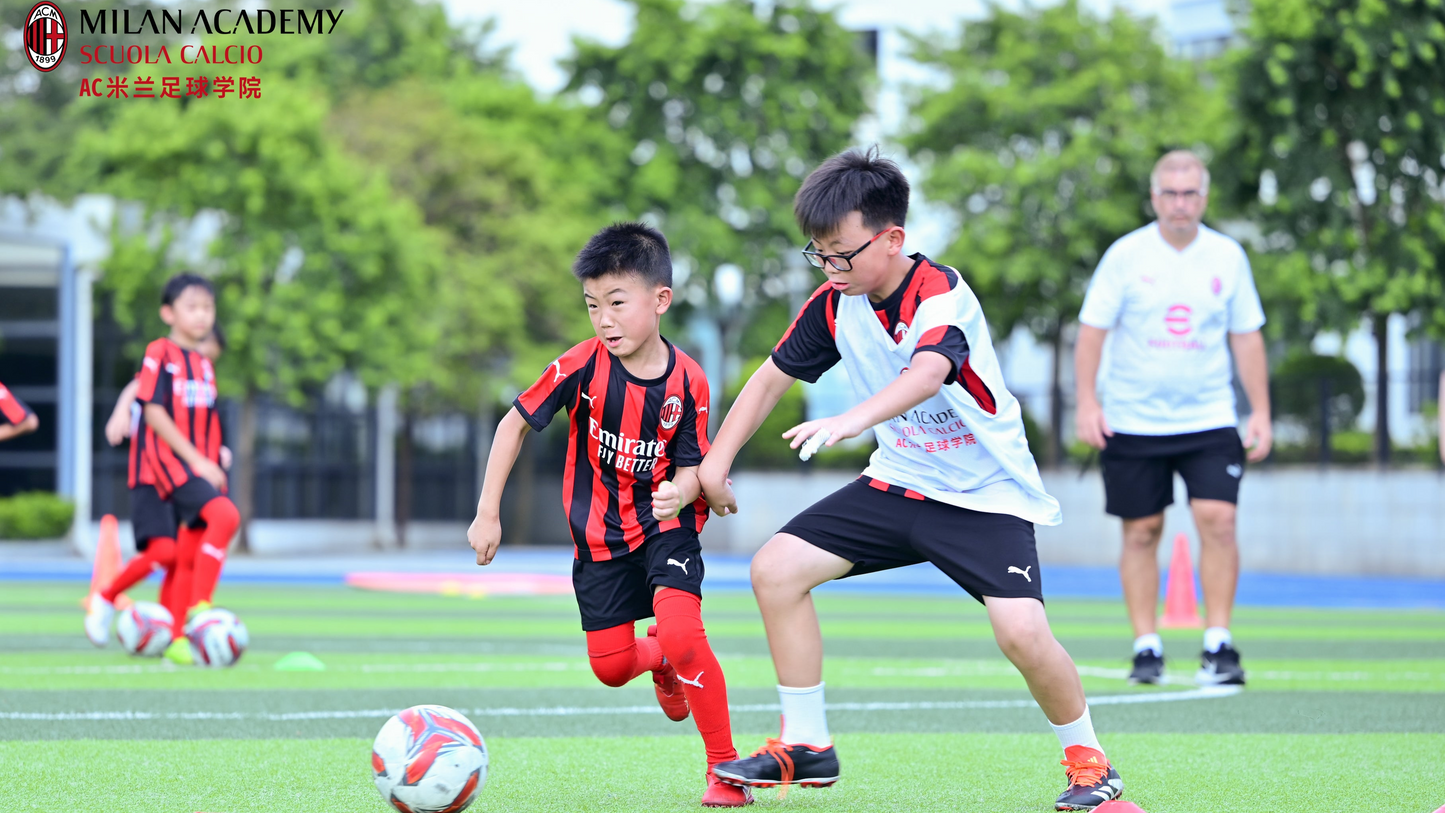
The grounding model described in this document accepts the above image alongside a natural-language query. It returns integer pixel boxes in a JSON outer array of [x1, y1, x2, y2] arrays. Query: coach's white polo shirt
[[1079, 222, 1265, 436]]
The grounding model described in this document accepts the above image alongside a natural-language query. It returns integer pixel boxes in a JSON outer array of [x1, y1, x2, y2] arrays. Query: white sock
[[1050, 706, 1103, 754], [1133, 633, 1162, 656], [1203, 627, 1231, 653], [778, 683, 830, 746]]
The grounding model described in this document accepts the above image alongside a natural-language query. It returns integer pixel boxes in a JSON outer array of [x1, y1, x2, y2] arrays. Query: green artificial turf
[[5, 733, 1443, 812], [2, 581, 1443, 812]]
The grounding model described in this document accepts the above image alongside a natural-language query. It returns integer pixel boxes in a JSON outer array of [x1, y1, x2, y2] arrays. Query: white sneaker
[[85, 595, 115, 647]]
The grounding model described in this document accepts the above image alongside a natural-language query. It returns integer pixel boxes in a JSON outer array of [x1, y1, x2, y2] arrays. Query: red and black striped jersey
[[772, 254, 974, 388], [0, 381, 33, 426], [514, 337, 711, 562], [132, 337, 222, 497]]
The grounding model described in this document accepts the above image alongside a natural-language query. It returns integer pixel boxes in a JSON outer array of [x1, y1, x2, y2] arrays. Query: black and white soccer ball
[[373, 705, 489, 813]]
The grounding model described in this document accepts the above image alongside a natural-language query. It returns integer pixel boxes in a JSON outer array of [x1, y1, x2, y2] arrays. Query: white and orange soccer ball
[[372, 705, 489, 813], [115, 601, 173, 657], [183, 607, 248, 667]]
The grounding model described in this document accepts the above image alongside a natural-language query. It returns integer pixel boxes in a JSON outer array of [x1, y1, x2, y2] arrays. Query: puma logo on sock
[[201, 542, 227, 561], [676, 670, 704, 689]]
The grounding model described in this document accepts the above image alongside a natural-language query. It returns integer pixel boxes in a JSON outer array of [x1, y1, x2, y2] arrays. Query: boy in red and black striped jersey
[[468, 223, 749, 808], [0, 380, 39, 443], [86, 327, 230, 649], [85, 276, 239, 663]]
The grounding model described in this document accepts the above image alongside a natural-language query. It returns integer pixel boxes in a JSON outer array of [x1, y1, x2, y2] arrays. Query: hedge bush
[[0, 492, 75, 540]]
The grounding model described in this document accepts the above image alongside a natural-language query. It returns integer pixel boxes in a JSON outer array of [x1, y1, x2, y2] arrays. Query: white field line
[[871, 662, 1445, 685], [5, 658, 1439, 684], [0, 687, 1241, 722]]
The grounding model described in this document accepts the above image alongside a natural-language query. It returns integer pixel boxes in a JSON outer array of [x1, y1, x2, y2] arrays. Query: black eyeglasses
[[801, 227, 900, 272]]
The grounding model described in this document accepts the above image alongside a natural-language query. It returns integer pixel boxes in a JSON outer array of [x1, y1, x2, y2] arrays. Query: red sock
[[654, 587, 737, 766], [585, 622, 664, 687], [157, 561, 176, 610], [189, 497, 239, 608], [167, 525, 203, 633], [100, 537, 176, 603]]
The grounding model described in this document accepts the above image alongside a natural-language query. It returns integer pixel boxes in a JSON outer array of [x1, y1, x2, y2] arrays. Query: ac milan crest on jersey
[[659, 395, 684, 430], [24, 2, 67, 72]]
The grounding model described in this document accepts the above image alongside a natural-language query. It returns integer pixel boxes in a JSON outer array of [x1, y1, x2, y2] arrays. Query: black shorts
[[169, 478, 224, 527], [1099, 427, 1244, 519], [129, 485, 178, 550], [572, 529, 704, 631], [779, 479, 1043, 605]]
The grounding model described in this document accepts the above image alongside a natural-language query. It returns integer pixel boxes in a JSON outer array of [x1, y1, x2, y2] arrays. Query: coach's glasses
[[801, 227, 901, 272]]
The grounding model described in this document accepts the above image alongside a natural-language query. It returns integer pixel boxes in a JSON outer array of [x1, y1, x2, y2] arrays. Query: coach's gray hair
[[1151, 150, 1210, 195]]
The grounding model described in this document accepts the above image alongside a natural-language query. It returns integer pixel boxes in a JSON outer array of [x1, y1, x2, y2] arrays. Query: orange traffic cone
[[1160, 532, 1201, 629], [82, 515, 132, 612]]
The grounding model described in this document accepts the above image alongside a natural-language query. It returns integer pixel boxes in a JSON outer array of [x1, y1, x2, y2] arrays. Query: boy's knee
[[588, 651, 636, 687], [750, 537, 803, 594], [991, 608, 1052, 664], [202, 497, 240, 530]]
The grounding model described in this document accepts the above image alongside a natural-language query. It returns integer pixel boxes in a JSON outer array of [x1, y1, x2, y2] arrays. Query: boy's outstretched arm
[[784, 352, 953, 451], [697, 359, 798, 516], [105, 379, 141, 446], [143, 403, 226, 489], [468, 407, 532, 566]]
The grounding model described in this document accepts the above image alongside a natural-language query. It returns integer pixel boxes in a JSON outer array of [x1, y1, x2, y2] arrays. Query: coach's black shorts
[[572, 528, 704, 631], [170, 477, 225, 527], [1099, 427, 1244, 519], [129, 485, 178, 550], [779, 479, 1043, 605]]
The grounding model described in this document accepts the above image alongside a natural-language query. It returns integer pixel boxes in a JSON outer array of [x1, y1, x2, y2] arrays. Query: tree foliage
[[1229, 0, 1445, 334], [904, 0, 1222, 460], [331, 77, 629, 407], [564, 0, 871, 329], [1228, 0, 1445, 461], [76, 84, 443, 401]]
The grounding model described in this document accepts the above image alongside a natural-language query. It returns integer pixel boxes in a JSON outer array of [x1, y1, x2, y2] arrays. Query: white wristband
[[799, 429, 831, 461]]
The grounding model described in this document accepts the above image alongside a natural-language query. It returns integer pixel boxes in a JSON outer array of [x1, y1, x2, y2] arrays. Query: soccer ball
[[184, 607, 249, 667], [115, 601, 173, 657], [372, 705, 489, 813]]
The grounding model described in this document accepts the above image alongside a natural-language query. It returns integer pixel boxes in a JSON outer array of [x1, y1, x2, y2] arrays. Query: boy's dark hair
[[208, 323, 227, 351], [794, 145, 910, 239], [573, 222, 672, 288], [161, 273, 215, 306]]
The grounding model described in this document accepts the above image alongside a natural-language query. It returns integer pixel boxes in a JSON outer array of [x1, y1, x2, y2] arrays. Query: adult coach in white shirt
[[1074, 150, 1272, 687]]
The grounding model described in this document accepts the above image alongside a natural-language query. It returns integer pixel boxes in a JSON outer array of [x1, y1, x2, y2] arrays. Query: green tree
[[1228, 0, 1445, 464], [905, 0, 1223, 465], [563, 0, 871, 380], [76, 84, 445, 545]]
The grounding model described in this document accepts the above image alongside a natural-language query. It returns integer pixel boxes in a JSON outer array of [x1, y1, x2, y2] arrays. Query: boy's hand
[[192, 458, 227, 490], [104, 412, 131, 446], [220, 445, 233, 470], [784, 413, 865, 452], [652, 480, 683, 521], [469, 514, 502, 566], [1074, 398, 1112, 450], [703, 477, 737, 516]]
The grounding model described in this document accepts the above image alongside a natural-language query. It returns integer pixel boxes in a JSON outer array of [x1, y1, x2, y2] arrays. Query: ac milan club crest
[[659, 395, 684, 430], [1164, 304, 1192, 336], [23, 1, 66, 72]]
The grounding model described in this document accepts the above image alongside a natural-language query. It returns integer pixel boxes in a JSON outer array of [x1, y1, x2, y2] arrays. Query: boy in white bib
[[699, 148, 1124, 811]]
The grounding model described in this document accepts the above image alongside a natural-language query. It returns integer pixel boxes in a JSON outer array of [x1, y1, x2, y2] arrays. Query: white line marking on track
[[0, 687, 1241, 722]]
